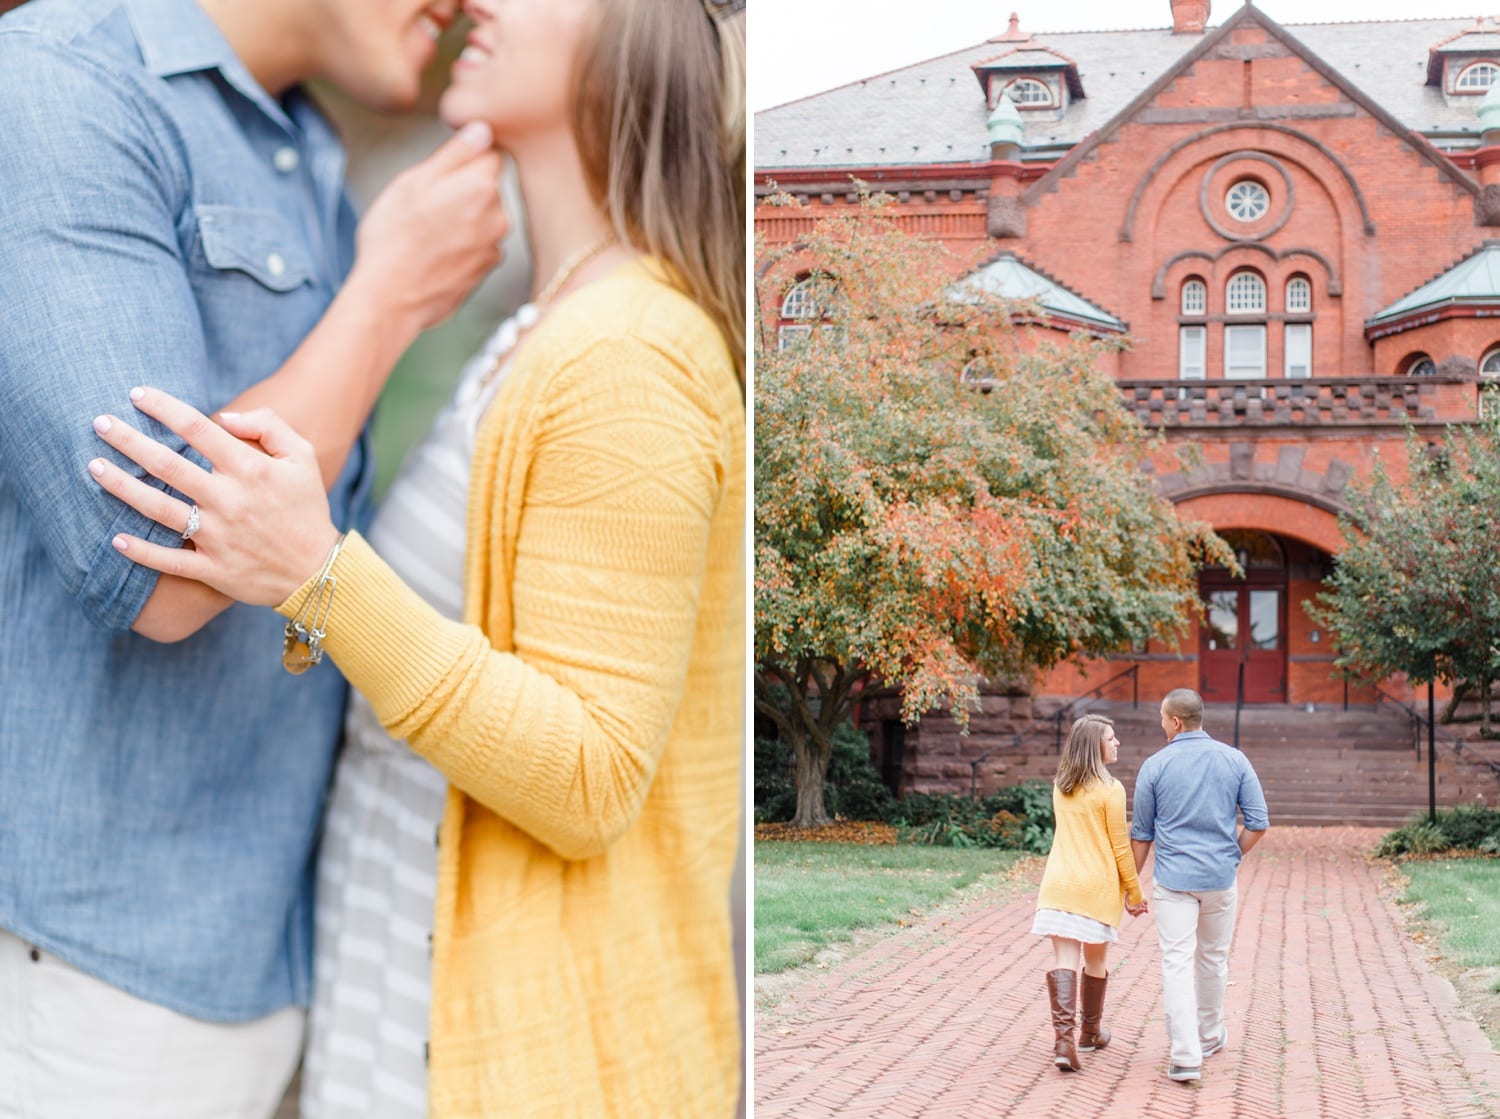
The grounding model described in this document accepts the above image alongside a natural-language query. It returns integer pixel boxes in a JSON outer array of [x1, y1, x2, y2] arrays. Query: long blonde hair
[[572, 0, 746, 380], [1054, 714, 1115, 796]]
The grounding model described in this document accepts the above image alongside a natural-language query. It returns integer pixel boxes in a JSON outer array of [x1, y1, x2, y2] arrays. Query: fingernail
[[219, 411, 239, 421], [88, 459, 104, 477], [458, 121, 492, 149], [129, 387, 145, 402], [112, 536, 129, 552], [93, 416, 111, 434]]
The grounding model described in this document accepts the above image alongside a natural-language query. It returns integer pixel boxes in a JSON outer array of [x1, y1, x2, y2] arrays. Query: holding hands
[[1125, 898, 1149, 918], [90, 388, 337, 607]]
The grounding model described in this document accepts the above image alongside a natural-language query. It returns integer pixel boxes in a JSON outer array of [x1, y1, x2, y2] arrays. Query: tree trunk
[[1482, 676, 1493, 737], [1441, 681, 1471, 725], [791, 731, 834, 828]]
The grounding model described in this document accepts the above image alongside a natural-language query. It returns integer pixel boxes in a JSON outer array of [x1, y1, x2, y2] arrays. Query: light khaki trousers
[[0, 927, 303, 1119], [1152, 881, 1238, 1069]]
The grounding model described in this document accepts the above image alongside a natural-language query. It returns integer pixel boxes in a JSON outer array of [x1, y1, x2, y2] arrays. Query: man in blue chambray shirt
[[1131, 688, 1270, 1086], [0, 0, 507, 1113]]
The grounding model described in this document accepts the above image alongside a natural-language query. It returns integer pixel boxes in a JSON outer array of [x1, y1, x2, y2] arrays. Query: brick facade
[[758, 5, 1496, 795]]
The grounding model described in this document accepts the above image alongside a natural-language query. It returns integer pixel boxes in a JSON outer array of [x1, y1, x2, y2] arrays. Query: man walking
[[1131, 688, 1270, 1084], [0, 0, 505, 1114]]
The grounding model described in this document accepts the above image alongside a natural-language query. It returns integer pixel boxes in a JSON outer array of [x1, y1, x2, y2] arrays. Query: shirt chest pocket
[[194, 205, 315, 292]]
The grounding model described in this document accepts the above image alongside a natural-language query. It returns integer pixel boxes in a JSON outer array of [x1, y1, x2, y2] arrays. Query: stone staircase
[[984, 699, 1499, 828]]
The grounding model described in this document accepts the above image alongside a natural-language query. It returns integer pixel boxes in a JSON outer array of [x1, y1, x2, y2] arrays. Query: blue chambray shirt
[[0, 0, 371, 1020], [1130, 730, 1271, 892]]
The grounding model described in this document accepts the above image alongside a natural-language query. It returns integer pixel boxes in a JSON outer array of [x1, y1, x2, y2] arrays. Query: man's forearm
[[131, 278, 421, 642], [1239, 827, 1267, 855], [1131, 839, 1153, 876]]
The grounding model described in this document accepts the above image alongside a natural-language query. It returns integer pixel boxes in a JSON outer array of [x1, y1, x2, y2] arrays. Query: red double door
[[1199, 574, 1287, 704]]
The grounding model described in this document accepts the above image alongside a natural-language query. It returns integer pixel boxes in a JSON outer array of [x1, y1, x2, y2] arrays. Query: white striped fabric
[[1030, 908, 1119, 944], [300, 335, 514, 1119]]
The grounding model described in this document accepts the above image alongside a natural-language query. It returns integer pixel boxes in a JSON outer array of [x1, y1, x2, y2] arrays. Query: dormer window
[[1456, 60, 1500, 91], [1006, 77, 1053, 107]]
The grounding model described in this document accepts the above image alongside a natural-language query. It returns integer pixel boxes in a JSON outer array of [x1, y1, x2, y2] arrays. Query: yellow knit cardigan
[[280, 261, 744, 1118], [1035, 778, 1144, 927]]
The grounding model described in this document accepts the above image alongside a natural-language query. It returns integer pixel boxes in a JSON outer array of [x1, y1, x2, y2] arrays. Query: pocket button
[[266, 252, 286, 278]]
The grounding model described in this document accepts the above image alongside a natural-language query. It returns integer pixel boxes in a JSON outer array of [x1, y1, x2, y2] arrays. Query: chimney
[[1171, 0, 1210, 34]]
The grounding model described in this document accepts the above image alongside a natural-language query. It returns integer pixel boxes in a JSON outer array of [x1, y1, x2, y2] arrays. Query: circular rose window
[[1225, 179, 1270, 223]]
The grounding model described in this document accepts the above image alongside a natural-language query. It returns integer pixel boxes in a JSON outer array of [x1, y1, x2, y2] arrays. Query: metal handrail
[[1373, 682, 1500, 778], [968, 664, 1140, 799]]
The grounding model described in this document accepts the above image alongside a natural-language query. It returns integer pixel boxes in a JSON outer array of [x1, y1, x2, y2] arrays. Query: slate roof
[[954, 254, 1127, 330], [756, 15, 1500, 171], [1367, 242, 1500, 323]]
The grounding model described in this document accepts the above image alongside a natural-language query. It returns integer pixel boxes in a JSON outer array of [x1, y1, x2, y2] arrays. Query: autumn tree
[[1310, 413, 1500, 736], [754, 193, 1227, 827]]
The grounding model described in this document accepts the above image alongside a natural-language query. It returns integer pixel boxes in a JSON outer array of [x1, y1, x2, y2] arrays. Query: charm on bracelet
[[282, 533, 346, 675]]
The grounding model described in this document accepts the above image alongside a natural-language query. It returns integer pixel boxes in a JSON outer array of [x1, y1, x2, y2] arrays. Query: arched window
[[780, 278, 819, 321], [1401, 352, 1436, 377], [1006, 78, 1052, 106], [1457, 61, 1500, 92], [1483, 348, 1500, 418], [1226, 271, 1266, 314], [1285, 276, 1312, 314], [960, 359, 1000, 394], [1181, 278, 1207, 316]]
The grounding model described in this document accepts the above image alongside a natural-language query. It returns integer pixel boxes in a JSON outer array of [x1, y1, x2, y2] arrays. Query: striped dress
[[299, 330, 513, 1119]]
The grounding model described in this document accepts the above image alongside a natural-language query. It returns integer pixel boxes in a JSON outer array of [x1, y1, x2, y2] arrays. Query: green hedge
[[754, 722, 1055, 853], [1377, 804, 1500, 857]]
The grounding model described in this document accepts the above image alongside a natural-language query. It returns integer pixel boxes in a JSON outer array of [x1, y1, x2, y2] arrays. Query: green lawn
[[1400, 857, 1500, 981], [754, 842, 1026, 975]]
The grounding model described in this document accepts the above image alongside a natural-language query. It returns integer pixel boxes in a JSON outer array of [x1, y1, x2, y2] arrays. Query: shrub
[[1377, 805, 1500, 856], [889, 782, 1055, 853]]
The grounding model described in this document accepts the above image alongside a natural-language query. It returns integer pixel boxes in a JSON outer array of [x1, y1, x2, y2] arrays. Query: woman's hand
[[89, 387, 339, 607], [1125, 899, 1149, 918]]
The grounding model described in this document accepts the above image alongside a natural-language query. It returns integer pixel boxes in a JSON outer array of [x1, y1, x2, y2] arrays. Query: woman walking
[[1031, 713, 1146, 1071]]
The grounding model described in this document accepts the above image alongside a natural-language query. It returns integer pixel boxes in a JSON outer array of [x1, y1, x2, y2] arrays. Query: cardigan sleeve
[[280, 337, 727, 861], [1104, 781, 1143, 907]]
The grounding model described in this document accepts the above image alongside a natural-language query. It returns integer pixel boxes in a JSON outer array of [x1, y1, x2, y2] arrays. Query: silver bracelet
[[282, 533, 346, 676]]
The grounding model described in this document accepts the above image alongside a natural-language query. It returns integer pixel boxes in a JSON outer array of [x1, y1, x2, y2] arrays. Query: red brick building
[[757, 3, 1500, 795]]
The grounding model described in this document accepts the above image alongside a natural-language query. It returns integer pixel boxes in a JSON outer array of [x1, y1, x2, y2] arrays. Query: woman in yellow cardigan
[[87, 0, 745, 1115], [1032, 714, 1147, 1073]]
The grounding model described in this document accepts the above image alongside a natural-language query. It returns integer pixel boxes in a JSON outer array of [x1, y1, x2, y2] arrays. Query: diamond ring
[[182, 504, 201, 541]]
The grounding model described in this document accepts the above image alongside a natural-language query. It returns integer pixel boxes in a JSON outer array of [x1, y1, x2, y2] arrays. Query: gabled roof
[[972, 45, 1084, 98], [955, 253, 1125, 331], [1426, 22, 1500, 85], [1367, 242, 1500, 325], [756, 14, 1492, 171]]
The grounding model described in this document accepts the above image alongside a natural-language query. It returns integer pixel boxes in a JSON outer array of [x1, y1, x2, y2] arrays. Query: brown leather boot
[[1046, 969, 1082, 1071], [1077, 971, 1110, 1051]]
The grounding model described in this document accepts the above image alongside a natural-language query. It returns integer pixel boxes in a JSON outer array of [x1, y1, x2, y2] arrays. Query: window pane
[[1249, 591, 1280, 650], [781, 281, 815, 320], [778, 324, 812, 351], [1458, 62, 1498, 90], [1284, 323, 1312, 378], [1206, 591, 1238, 652], [1225, 324, 1266, 378], [1179, 326, 1206, 379], [1482, 349, 1500, 376], [1286, 278, 1311, 313], [1182, 280, 1206, 316], [1227, 272, 1266, 313]]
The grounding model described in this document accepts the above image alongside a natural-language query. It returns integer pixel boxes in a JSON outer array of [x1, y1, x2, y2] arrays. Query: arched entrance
[[1199, 529, 1288, 703]]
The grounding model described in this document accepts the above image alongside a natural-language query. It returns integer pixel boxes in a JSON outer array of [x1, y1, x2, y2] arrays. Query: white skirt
[[1030, 908, 1118, 944]]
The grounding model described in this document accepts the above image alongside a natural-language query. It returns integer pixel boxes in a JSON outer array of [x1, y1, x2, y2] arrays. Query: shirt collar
[[126, 0, 298, 133], [1168, 730, 1212, 746]]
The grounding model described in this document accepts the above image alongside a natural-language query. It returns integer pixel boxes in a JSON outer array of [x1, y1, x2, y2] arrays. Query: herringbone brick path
[[754, 829, 1500, 1118]]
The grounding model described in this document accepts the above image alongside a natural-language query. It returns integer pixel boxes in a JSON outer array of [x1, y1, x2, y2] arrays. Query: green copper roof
[[957, 254, 1125, 330], [1368, 242, 1500, 324]]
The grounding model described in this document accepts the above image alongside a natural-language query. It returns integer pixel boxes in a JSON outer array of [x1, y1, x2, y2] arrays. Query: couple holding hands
[[0, 0, 744, 1116], [1032, 689, 1271, 1084]]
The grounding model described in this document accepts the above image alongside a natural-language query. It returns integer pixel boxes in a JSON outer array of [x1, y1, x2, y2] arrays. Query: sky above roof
[[751, 0, 1490, 111]]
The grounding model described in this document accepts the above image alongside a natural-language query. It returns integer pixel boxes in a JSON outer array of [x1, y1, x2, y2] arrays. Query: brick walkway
[[754, 828, 1500, 1118]]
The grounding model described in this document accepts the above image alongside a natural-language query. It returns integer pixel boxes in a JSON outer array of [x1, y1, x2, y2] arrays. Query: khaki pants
[[1153, 881, 1238, 1069], [0, 927, 303, 1119]]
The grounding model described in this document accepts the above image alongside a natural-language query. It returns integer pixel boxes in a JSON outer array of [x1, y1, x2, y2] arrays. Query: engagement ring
[[182, 504, 201, 541]]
